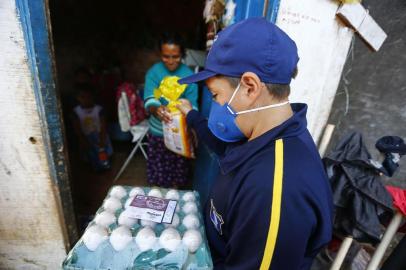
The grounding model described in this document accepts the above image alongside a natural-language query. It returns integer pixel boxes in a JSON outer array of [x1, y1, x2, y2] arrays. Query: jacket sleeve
[[223, 177, 322, 270], [186, 110, 227, 156], [222, 186, 275, 270], [183, 83, 199, 110]]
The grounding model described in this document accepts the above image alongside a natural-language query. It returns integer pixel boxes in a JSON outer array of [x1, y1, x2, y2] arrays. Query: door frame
[[15, 0, 78, 249]]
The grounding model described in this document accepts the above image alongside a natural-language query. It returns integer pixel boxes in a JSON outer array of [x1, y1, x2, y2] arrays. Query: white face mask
[[227, 83, 290, 115]]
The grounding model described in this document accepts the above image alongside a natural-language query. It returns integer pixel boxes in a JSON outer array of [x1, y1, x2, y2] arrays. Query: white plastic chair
[[114, 91, 149, 182]]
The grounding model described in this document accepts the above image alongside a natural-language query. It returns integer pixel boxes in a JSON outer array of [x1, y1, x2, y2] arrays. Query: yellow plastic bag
[[154, 76, 195, 158]]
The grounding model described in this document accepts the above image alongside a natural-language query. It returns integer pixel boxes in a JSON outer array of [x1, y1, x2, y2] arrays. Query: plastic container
[[62, 186, 213, 270]]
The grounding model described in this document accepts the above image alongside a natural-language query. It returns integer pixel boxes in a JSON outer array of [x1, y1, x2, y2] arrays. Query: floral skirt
[[147, 134, 190, 188]]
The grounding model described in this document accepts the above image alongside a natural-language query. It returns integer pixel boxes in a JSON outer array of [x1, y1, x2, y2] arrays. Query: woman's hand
[[151, 105, 172, 123], [177, 99, 193, 116]]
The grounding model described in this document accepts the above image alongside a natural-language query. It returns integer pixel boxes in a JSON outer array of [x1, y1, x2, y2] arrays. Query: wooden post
[[366, 212, 404, 270], [319, 124, 335, 157], [330, 236, 354, 270], [336, 3, 387, 51], [263, 0, 270, 17]]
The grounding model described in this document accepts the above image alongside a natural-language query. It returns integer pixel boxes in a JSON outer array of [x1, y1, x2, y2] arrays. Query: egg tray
[[62, 186, 213, 270]]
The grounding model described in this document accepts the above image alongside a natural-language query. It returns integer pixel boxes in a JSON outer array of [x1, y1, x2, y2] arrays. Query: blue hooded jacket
[[186, 103, 333, 270]]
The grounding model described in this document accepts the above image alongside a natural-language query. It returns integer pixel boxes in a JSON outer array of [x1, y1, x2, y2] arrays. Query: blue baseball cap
[[179, 17, 299, 85]]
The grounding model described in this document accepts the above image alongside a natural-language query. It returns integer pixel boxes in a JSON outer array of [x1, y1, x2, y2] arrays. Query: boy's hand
[[177, 99, 193, 115]]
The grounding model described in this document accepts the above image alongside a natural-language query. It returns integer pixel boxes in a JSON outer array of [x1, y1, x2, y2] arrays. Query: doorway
[[48, 0, 206, 235]]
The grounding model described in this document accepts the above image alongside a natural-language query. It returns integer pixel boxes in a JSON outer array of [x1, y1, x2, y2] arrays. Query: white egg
[[182, 214, 200, 230], [103, 197, 122, 213], [164, 214, 180, 228], [82, 225, 108, 251], [182, 229, 203, 253], [135, 227, 157, 251], [148, 188, 163, 198], [182, 191, 196, 202], [94, 211, 116, 228], [109, 186, 127, 199], [109, 226, 133, 251], [159, 228, 181, 252], [182, 202, 198, 215], [141, 219, 157, 229], [176, 204, 181, 213], [118, 210, 138, 227], [129, 187, 145, 197], [125, 196, 135, 209], [165, 189, 180, 200]]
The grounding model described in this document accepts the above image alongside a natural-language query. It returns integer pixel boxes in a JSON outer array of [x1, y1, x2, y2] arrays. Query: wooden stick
[[330, 236, 354, 270], [319, 124, 335, 157], [336, 3, 387, 51], [366, 212, 404, 270], [262, 0, 270, 17]]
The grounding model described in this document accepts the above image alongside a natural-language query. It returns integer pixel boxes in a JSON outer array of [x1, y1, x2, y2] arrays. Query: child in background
[[72, 83, 113, 171]]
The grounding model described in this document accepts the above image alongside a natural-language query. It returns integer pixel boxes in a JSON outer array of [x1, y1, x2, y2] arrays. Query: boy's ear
[[240, 72, 262, 101]]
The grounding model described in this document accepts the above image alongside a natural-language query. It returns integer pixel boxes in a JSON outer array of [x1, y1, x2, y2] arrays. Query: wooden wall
[[276, 0, 354, 142], [0, 0, 67, 268]]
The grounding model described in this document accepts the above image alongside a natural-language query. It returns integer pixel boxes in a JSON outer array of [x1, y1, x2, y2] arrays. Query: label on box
[[162, 112, 194, 158], [126, 195, 177, 224]]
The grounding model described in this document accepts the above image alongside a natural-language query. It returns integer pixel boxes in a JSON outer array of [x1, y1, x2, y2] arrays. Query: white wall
[[276, 0, 354, 142], [0, 0, 67, 269]]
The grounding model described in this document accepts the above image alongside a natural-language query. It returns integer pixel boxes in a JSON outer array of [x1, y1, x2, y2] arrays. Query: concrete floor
[[69, 139, 194, 232], [69, 142, 149, 231]]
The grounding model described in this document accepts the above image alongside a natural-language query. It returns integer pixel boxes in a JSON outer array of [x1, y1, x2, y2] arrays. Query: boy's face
[[206, 76, 253, 113], [77, 91, 94, 108], [206, 76, 253, 137], [206, 77, 234, 106], [206, 74, 271, 139], [161, 44, 182, 72]]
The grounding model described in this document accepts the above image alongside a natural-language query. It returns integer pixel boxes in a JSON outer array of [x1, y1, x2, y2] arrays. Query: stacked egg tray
[[62, 186, 213, 270]]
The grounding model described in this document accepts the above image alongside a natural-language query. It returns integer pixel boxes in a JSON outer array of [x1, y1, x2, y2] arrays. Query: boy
[[177, 18, 333, 269]]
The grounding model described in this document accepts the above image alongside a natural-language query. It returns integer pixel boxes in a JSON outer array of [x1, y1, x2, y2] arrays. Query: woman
[[143, 33, 198, 188]]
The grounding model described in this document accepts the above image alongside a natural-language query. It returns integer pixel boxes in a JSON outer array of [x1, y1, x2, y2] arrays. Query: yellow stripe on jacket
[[260, 139, 284, 270]]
